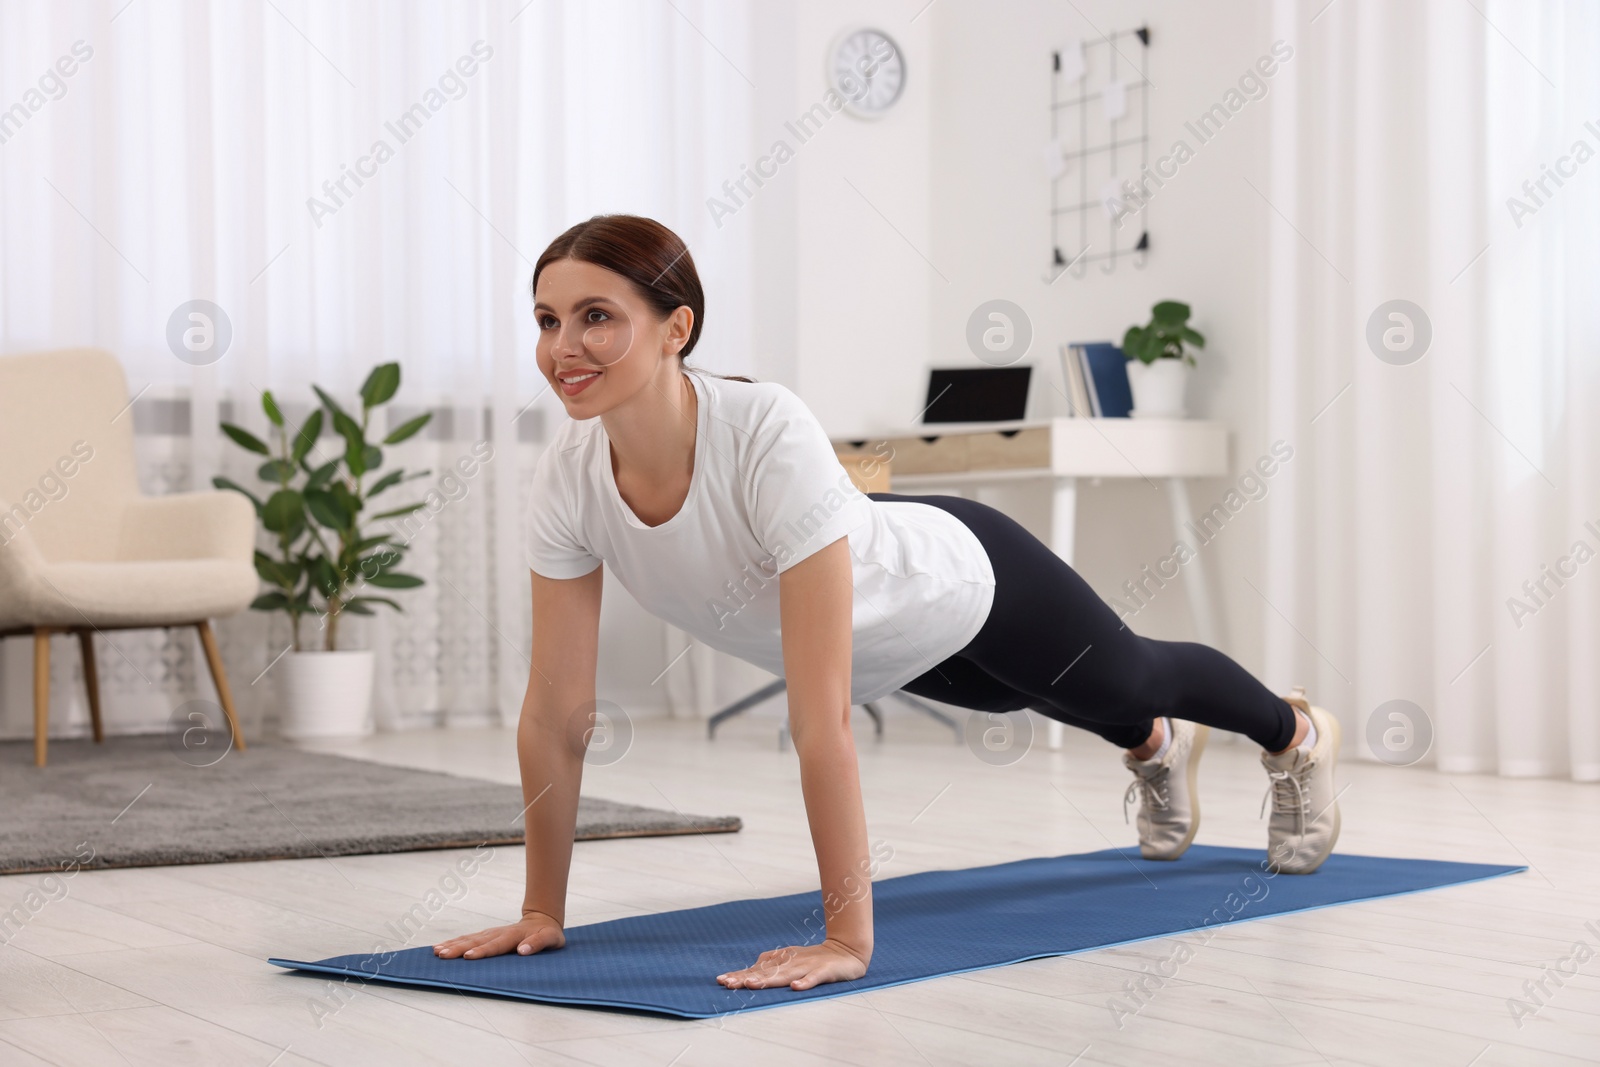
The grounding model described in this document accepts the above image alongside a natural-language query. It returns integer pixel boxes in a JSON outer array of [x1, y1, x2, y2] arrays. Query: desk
[[834, 418, 1230, 750]]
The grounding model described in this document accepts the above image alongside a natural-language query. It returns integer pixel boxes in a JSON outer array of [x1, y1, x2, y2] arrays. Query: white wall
[[710, 0, 940, 712], [921, 0, 1282, 672], [749, 0, 1285, 656], [612, 0, 1293, 719]]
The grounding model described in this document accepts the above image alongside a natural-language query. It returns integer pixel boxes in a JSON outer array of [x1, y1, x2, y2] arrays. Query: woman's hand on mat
[[715, 937, 870, 991], [432, 912, 565, 960]]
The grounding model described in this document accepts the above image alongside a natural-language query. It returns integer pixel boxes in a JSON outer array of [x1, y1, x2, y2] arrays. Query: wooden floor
[[2, 709, 1597, 1066]]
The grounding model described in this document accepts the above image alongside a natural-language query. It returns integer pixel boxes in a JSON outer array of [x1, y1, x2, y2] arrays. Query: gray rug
[[0, 736, 740, 875]]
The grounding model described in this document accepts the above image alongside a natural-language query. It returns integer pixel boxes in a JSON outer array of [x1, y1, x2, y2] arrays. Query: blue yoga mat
[[269, 844, 1522, 1018]]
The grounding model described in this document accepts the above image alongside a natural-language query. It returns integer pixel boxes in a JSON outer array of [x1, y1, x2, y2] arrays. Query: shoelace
[[1260, 763, 1313, 835], [1123, 770, 1170, 825]]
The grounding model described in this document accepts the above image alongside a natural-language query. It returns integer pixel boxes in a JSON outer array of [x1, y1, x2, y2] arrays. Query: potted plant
[[215, 363, 432, 738], [1121, 300, 1206, 418]]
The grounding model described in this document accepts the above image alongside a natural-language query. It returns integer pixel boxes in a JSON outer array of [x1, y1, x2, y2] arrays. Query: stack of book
[[1059, 342, 1134, 418]]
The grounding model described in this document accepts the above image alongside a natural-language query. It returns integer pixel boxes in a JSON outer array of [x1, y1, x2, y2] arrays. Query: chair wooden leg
[[33, 627, 51, 767], [195, 620, 247, 751], [77, 629, 104, 743]]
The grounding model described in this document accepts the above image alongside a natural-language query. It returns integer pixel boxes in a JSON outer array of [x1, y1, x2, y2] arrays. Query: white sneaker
[[1259, 687, 1342, 874], [1122, 718, 1209, 861]]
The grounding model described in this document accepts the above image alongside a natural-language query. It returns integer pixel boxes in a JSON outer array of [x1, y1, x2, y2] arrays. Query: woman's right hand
[[432, 911, 566, 960]]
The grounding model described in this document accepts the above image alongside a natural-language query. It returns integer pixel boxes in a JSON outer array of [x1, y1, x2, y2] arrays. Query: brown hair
[[532, 214, 753, 382]]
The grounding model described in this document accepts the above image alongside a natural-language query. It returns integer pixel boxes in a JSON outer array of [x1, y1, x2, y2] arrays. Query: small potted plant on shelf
[[1121, 300, 1206, 419], [215, 363, 432, 739]]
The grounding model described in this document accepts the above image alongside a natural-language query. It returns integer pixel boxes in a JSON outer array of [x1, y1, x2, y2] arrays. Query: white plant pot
[[276, 649, 376, 740], [1126, 358, 1191, 418]]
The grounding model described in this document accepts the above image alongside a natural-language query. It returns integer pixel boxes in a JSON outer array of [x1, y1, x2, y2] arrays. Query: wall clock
[[827, 27, 905, 119]]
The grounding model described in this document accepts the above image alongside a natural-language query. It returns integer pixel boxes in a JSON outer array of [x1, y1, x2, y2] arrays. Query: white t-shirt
[[522, 369, 996, 705]]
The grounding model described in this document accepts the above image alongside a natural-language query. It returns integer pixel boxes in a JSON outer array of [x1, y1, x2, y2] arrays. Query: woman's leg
[[873, 492, 1298, 752], [896, 646, 1147, 747]]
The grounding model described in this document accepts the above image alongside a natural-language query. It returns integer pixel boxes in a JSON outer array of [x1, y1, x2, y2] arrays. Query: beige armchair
[[0, 348, 257, 766]]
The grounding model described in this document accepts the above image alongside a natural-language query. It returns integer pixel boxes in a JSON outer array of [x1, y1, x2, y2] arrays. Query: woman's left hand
[[715, 937, 870, 991]]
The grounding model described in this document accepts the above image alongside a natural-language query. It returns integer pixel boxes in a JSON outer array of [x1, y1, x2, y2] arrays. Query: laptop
[[919, 366, 1033, 425]]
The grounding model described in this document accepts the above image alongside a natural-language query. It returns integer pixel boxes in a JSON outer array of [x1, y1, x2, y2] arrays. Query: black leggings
[[872, 492, 1297, 752]]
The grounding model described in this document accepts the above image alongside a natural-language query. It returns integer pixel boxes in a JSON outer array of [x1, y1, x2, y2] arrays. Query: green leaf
[[212, 477, 263, 513], [250, 592, 290, 611], [371, 502, 427, 521], [261, 390, 285, 427], [1151, 300, 1191, 323], [253, 551, 304, 588], [330, 482, 361, 519], [291, 409, 324, 465], [1177, 325, 1206, 348], [1123, 331, 1145, 364], [313, 384, 348, 420], [261, 490, 305, 535], [360, 363, 401, 409], [382, 412, 432, 445], [348, 595, 403, 613], [352, 534, 395, 553], [342, 599, 376, 615], [221, 423, 270, 455], [364, 572, 424, 589], [362, 444, 382, 474], [367, 469, 405, 497], [257, 459, 297, 484], [1142, 333, 1166, 364], [252, 550, 279, 582], [333, 409, 366, 476], [303, 487, 352, 529], [332, 409, 363, 447], [305, 458, 339, 489], [308, 556, 340, 597], [356, 550, 403, 578]]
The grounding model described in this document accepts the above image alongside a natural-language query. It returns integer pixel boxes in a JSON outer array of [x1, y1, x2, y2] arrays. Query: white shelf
[[1049, 418, 1228, 478], [835, 417, 1229, 482]]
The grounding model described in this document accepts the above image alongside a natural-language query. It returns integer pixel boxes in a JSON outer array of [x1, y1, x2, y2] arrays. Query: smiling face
[[533, 258, 692, 418]]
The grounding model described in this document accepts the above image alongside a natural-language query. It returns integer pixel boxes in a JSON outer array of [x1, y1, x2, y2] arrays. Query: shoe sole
[[1282, 707, 1342, 875], [1145, 723, 1209, 861]]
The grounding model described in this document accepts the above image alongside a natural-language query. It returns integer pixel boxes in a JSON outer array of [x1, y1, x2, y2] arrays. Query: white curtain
[[1263, 0, 1599, 780], [0, 0, 754, 736]]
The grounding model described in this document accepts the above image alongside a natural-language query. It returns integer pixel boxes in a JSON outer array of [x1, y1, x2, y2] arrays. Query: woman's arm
[[433, 566, 602, 959], [715, 536, 873, 991]]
